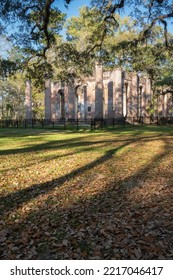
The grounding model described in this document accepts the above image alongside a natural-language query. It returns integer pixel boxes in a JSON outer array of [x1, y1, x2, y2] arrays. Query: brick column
[[114, 69, 123, 116], [45, 79, 52, 120], [162, 94, 167, 117], [95, 63, 103, 118], [67, 85, 76, 119], [83, 85, 88, 120], [123, 82, 128, 117], [51, 82, 60, 120], [146, 77, 152, 116], [131, 73, 138, 117], [104, 83, 108, 118], [107, 81, 114, 118]]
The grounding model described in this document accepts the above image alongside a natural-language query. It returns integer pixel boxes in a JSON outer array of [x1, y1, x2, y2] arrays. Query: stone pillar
[[141, 78, 147, 117], [171, 94, 173, 117], [95, 63, 104, 118], [45, 79, 52, 120], [146, 77, 152, 116], [114, 69, 123, 116], [51, 82, 59, 120], [25, 80, 32, 119], [104, 83, 108, 118], [81, 87, 85, 119], [162, 94, 164, 116], [128, 74, 133, 116], [56, 91, 61, 119], [131, 73, 138, 118], [63, 85, 69, 119], [123, 82, 128, 117], [60, 91, 65, 119], [83, 85, 87, 119], [139, 85, 143, 117], [107, 81, 114, 118], [162, 94, 167, 117], [167, 93, 172, 116], [67, 85, 76, 119]]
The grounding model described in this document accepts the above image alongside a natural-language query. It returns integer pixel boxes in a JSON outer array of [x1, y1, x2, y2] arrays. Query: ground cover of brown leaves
[[0, 126, 173, 259]]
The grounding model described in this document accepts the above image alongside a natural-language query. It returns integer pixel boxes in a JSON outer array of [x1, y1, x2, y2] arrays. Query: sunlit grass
[[0, 126, 173, 259]]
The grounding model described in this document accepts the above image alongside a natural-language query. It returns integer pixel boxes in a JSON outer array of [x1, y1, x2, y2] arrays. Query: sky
[[57, 0, 91, 18], [56, 0, 92, 38], [0, 0, 92, 57], [1, 0, 172, 57], [56, 0, 132, 38], [57, 0, 131, 19], [57, 0, 172, 34]]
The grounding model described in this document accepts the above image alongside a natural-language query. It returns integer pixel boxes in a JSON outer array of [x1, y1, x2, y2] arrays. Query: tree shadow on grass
[[1, 125, 172, 156], [0, 133, 173, 259], [0, 127, 148, 156], [0, 132, 165, 215], [0, 132, 165, 176], [0, 139, 136, 215], [0, 135, 93, 156]]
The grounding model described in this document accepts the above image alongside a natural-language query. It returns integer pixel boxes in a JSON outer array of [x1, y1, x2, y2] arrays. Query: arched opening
[[75, 86, 79, 119], [58, 90, 65, 119], [108, 81, 114, 118], [83, 85, 87, 120], [138, 85, 143, 118], [123, 82, 128, 117], [75, 85, 85, 119]]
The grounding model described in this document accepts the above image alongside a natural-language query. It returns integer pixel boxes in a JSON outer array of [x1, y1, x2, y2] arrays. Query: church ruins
[[25, 63, 173, 121]]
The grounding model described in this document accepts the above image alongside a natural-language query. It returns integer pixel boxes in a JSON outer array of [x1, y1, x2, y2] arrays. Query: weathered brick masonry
[[25, 64, 173, 120]]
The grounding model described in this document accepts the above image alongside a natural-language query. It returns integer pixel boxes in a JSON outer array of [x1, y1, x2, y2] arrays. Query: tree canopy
[[0, 0, 173, 57], [0, 0, 173, 86]]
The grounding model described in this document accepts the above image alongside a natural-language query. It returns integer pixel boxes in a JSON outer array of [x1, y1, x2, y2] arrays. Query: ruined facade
[[25, 63, 173, 120], [25, 80, 32, 119]]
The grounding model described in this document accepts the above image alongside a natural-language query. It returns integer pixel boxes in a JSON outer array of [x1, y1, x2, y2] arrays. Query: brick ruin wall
[[25, 65, 173, 120]]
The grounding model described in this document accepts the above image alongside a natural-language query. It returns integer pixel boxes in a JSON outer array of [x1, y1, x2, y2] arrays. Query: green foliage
[[155, 55, 173, 87], [66, 6, 105, 51], [30, 78, 44, 119], [156, 76, 173, 88], [65, 6, 139, 73], [0, 73, 26, 119], [0, 0, 173, 115], [0, 59, 17, 78]]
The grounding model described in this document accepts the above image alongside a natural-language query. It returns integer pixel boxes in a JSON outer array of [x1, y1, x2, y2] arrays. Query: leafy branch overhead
[[0, 0, 173, 87], [89, 0, 173, 52], [0, 0, 173, 57], [0, 0, 67, 58]]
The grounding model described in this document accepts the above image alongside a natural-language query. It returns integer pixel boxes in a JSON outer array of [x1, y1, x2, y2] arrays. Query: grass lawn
[[0, 126, 173, 259]]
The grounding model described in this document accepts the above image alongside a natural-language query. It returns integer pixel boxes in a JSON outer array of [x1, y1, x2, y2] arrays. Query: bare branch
[[108, 0, 125, 14], [22, 5, 42, 15], [160, 19, 168, 47], [139, 11, 173, 48], [163, 89, 173, 94]]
